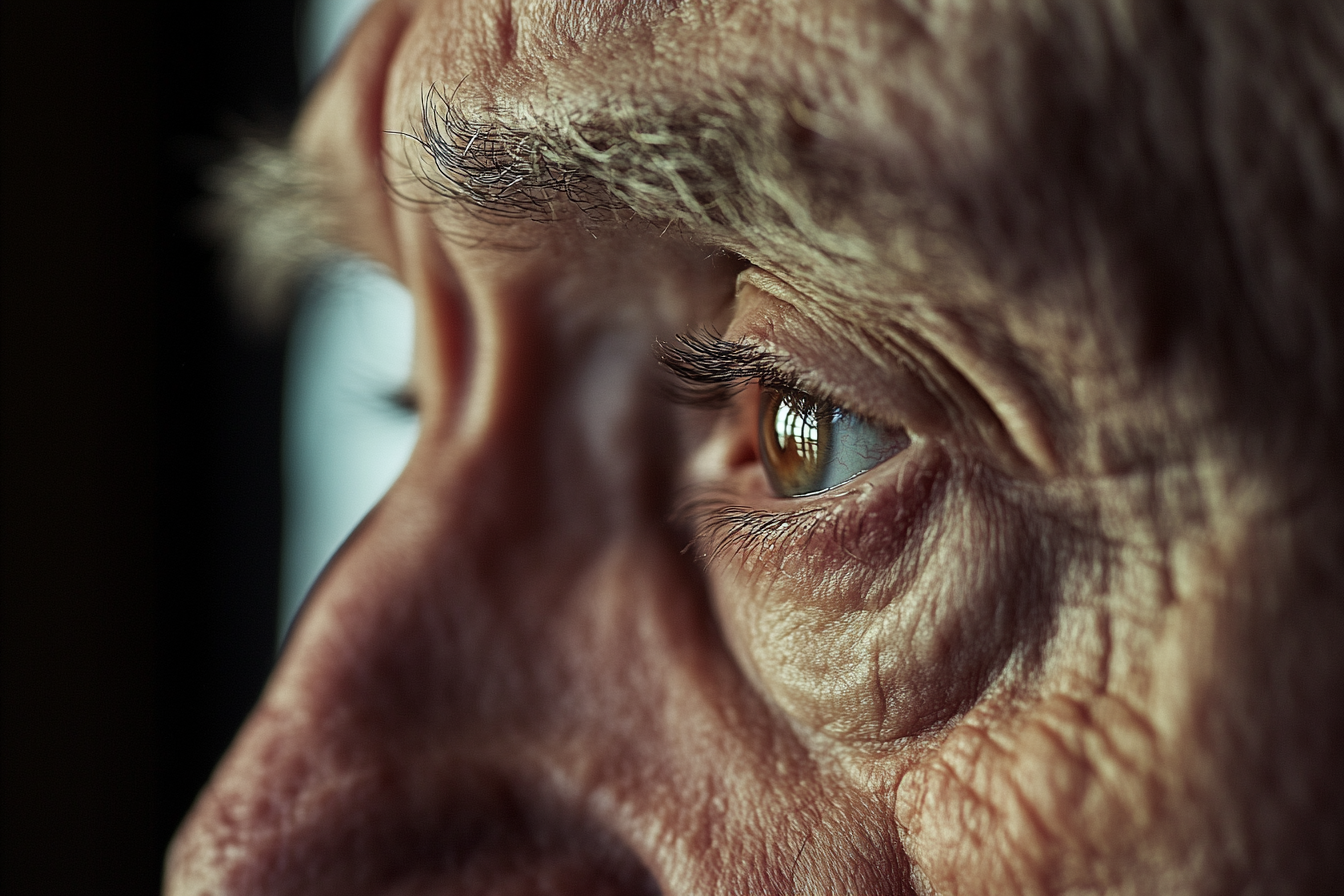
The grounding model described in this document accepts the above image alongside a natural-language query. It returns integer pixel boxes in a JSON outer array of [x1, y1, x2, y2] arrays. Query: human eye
[[659, 330, 911, 498], [658, 331, 935, 563]]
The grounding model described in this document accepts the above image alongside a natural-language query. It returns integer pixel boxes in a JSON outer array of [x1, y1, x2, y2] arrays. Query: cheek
[[894, 693, 1168, 895], [708, 457, 1046, 746]]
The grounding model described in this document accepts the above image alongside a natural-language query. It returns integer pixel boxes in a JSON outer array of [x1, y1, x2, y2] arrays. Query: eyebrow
[[205, 138, 345, 330], [393, 83, 893, 266]]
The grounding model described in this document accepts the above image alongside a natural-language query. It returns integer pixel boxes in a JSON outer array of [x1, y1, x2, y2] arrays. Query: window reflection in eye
[[759, 387, 911, 497]]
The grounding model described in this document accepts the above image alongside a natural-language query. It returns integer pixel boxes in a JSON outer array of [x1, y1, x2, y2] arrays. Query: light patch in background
[[280, 258, 418, 637], [280, 0, 401, 639], [301, 0, 377, 86]]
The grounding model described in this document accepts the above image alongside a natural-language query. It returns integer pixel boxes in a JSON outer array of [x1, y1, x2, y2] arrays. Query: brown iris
[[758, 387, 910, 497], [759, 388, 832, 496]]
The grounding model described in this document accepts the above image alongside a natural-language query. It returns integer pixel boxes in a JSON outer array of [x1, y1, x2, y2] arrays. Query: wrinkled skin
[[167, 0, 1344, 893]]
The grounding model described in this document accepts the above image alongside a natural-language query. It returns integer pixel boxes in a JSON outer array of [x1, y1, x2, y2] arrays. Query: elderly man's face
[[168, 0, 1343, 892]]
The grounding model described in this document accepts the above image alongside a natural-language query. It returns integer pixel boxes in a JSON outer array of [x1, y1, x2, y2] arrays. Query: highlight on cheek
[[759, 388, 911, 497]]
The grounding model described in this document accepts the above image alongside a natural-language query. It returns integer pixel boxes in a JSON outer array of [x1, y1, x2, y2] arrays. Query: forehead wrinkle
[[516, 0, 684, 48]]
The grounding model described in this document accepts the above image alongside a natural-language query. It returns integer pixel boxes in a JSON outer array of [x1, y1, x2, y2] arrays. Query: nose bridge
[[283, 259, 676, 738]]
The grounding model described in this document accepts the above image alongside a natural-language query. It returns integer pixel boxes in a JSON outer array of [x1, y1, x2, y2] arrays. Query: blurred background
[[2, 1, 405, 891]]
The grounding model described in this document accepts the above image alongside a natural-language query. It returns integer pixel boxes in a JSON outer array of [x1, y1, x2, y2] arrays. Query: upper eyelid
[[656, 332, 821, 409], [737, 274, 1051, 474], [655, 331, 907, 430]]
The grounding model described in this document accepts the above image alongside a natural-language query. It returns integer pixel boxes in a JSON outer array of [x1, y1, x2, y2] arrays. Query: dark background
[[3, 1, 301, 892]]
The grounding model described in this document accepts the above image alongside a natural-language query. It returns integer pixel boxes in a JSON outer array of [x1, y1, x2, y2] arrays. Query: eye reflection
[[759, 388, 911, 497]]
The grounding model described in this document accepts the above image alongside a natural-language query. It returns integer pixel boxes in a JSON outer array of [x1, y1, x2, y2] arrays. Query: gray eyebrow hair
[[202, 83, 894, 332], [401, 85, 613, 221], [393, 83, 884, 264]]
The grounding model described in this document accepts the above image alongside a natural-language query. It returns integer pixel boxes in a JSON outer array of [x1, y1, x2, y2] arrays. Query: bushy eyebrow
[[391, 83, 889, 265], [398, 85, 621, 221], [204, 138, 345, 330]]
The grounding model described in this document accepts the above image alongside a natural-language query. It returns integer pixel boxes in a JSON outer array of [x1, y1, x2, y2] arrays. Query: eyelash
[[656, 330, 805, 408], [672, 490, 837, 565], [657, 331, 879, 562]]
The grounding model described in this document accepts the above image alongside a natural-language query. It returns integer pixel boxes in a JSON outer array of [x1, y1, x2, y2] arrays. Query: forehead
[[390, 0, 933, 119]]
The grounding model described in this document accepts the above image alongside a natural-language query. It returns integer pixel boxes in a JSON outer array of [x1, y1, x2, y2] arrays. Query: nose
[[160, 0, 747, 884], [164, 228, 708, 893]]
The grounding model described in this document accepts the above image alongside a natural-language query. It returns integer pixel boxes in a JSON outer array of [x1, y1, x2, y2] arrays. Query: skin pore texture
[[170, 0, 1344, 893]]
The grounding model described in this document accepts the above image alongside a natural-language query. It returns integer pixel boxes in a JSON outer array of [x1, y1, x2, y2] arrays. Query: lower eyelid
[[690, 436, 948, 580]]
